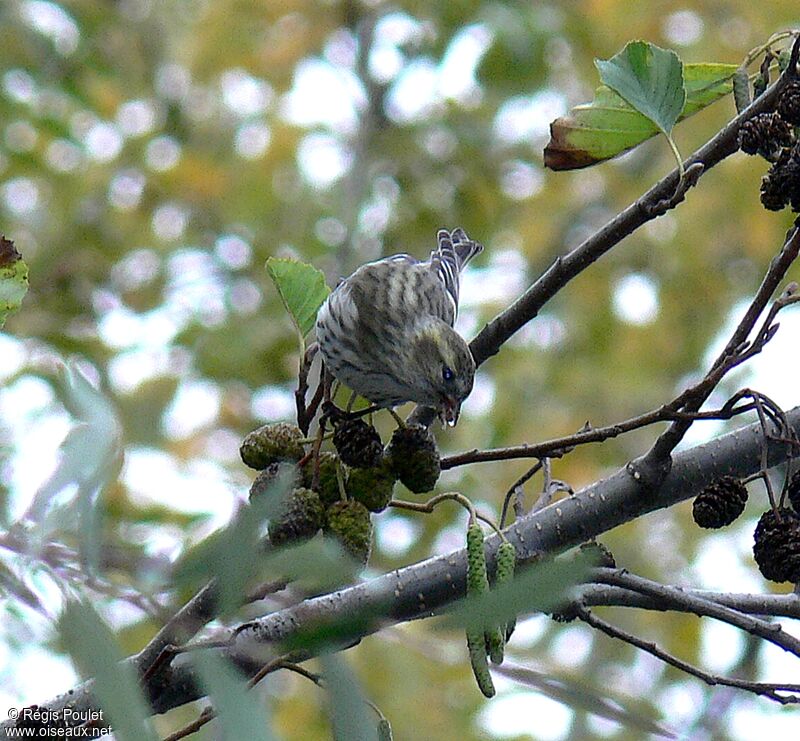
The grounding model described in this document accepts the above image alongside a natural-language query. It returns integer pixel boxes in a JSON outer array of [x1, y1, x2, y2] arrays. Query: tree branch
[[7, 407, 800, 738], [577, 606, 800, 704], [641, 224, 800, 469], [590, 568, 800, 657], [576, 582, 800, 619]]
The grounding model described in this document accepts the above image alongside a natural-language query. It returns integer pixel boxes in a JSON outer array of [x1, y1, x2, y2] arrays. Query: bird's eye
[[442, 366, 455, 382]]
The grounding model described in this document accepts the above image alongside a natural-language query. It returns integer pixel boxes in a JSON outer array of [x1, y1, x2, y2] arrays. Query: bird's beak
[[440, 396, 460, 427]]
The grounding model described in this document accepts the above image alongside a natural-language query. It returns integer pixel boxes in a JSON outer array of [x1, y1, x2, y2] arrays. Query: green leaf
[[0, 236, 29, 328], [320, 653, 376, 741], [497, 663, 675, 738], [22, 362, 124, 571], [266, 258, 330, 339], [175, 471, 356, 614], [545, 62, 736, 170], [682, 63, 741, 112], [595, 41, 686, 135], [174, 472, 292, 615], [194, 652, 276, 741], [444, 556, 588, 633], [59, 599, 158, 741], [0, 557, 45, 614]]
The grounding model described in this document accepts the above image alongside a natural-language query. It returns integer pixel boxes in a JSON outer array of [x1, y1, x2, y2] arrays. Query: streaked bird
[[316, 227, 483, 425]]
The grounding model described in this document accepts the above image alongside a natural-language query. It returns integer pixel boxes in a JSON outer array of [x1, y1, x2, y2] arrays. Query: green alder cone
[[347, 455, 396, 512], [386, 425, 440, 494], [325, 499, 373, 564], [249, 461, 300, 502], [240, 423, 305, 470], [267, 487, 325, 546], [302, 451, 342, 506]]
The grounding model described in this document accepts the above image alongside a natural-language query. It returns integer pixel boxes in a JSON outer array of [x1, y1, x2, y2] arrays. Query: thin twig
[[441, 400, 766, 469], [500, 462, 543, 528], [577, 607, 800, 704], [591, 568, 800, 658], [162, 706, 215, 741], [295, 343, 317, 435], [389, 492, 478, 527], [532, 459, 573, 513], [643, 223, 800, 467]]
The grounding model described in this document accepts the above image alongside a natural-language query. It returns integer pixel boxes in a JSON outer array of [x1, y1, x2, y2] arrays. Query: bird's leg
[[322, 399, 382, 422], [345, 404, 382, 420]]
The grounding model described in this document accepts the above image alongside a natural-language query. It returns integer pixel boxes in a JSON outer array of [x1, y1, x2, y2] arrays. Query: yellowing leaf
[[545, 62, 738, 170]]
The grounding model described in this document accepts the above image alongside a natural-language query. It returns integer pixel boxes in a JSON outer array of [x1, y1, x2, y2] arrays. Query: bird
[[316, 227, 483, 426]]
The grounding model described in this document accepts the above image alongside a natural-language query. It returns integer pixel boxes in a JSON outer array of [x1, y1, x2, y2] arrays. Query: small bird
[[316, 227, 483, 426]]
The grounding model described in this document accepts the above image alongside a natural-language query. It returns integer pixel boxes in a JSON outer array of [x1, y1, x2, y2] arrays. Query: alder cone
[[333, 419, 383, 468], [738, 112, 792, 159], [240, 423, 305, 470], [267, 487, 325, 546], [325, 499, 373, 564], [302, 451, 342, 506], [753, 508, 800, 583], [347, 455, 396, 512], [692, 476, 748, 529], [777, 79, 800, 126], [386, 425, 441, 493]]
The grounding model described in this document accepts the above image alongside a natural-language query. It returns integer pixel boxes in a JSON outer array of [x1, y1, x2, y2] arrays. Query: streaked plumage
[[316, 228, 483, 425]]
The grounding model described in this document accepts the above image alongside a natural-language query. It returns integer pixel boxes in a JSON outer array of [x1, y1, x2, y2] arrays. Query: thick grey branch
[[578, 583, 800, 619], [590, 568, 800, 657]]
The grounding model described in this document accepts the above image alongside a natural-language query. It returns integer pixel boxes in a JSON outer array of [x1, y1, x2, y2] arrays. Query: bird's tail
[[431, 227, 484, 316], [436, 227, 484, 273]]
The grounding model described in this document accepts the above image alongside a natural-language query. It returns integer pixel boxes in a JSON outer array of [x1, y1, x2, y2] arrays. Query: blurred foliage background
[[2, 1, 800, 739]]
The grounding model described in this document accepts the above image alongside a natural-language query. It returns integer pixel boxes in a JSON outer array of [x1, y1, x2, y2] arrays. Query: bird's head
[[409, 319, 475, 426]]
